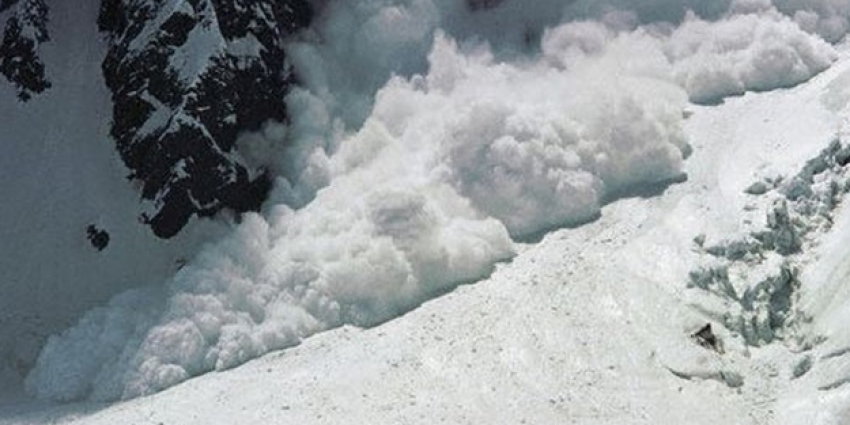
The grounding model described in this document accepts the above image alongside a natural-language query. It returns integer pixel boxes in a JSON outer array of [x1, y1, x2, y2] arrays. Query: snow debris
[[745, 180, 770, 195], [792, 354, 814, 378], [26, 10, 696, 401], [667, 11, 837, 104], [688, 139, 850, 349], [19, 0, 850, 404]]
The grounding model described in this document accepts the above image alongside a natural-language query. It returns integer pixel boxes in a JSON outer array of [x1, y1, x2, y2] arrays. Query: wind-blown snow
[[668, 11, 836, 103], [20, 0, 850, 403]]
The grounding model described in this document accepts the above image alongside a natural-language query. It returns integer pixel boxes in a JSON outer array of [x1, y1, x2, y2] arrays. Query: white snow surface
[[9, 0, 850, 423], [6, 53, 850, 421], [0, 0, 223, 399]]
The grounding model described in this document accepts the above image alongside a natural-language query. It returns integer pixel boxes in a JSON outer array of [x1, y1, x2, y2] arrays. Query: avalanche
[[6, 0, 850, 424]]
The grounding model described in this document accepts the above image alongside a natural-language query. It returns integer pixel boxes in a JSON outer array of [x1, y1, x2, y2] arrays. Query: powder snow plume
[[25, 0, 841, 401]]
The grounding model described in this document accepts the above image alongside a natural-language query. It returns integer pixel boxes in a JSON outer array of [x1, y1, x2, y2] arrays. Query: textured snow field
[[6, 44, 850, 425], [22, 0, 850, 403], [9, 1, 850, 423]]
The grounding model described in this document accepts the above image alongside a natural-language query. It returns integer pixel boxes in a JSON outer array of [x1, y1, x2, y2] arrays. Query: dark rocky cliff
[[0, 0, 312, 238], [98, 0, 312, 237], [0, 0, 51, 100]]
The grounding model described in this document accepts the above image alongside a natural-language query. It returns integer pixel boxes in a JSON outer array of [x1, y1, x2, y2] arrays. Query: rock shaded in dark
[[86, 225, 110, 251], [0, 0, 51, 101], [99, 0, 311, 238], [691, 323, 723, 353]]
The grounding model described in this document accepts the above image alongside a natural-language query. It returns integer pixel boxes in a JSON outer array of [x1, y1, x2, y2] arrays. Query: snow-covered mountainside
[[8, 54, 850, 423], [0, 0, 311, 393], [8, 0, 850, 424], [1, 0, 312, 238]]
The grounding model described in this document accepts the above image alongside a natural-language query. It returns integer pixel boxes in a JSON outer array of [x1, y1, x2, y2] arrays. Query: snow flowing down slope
[[18, 0, 850, 404], [10, 48, 850, 424]]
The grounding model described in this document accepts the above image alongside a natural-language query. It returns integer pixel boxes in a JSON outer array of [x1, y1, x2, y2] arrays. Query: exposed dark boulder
[[86, 225, 110, 251]]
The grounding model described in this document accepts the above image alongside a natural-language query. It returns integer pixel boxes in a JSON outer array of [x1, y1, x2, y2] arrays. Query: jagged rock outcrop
[[98, 0, 312, 238], [0, 0, 312, 237], [0, 0, 51, 101]]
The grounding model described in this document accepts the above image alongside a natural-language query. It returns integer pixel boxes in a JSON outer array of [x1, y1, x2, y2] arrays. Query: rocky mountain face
[[0, 0, 51, 101], [98, 0, 312, 238], [0, 0, 312, 238]]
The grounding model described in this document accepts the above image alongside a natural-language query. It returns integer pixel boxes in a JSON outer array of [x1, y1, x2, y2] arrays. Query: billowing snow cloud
[[667, 11, 836, 103], [422, 33, 687, 237], [771, 0, 850, 41], [24, 0, 847, 401]]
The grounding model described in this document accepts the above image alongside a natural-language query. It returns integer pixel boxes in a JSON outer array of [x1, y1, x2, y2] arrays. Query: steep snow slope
[[5, 38, 850, 425], [0, 0, 223, 389], [0, 0, 314, 394], [21, 2, 846, 403]]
